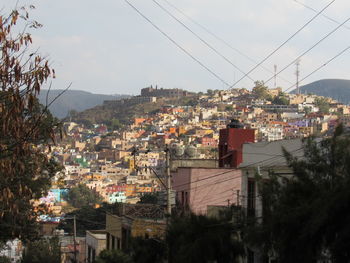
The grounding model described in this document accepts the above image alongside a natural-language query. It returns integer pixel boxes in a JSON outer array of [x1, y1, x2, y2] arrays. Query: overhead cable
[[123, 0, 230, 86], [284, 44, 350, 93], [263, 16, 350, 87], [152, 0, 254, 81], [161, 0, 294, 85], [228, 0, 336, 89], [292, 0, 350, 30]]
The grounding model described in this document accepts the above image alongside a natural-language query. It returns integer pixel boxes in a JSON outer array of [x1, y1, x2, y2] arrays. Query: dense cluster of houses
[[5, 86, 350, 262]]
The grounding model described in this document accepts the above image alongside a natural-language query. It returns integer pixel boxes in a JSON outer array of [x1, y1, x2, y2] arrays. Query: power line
[[292, 0, 350, 31], [228, 0, 336, 89], [284, 44, 350, 93], [123, 0, 230, 86], [152, 0, 254, 81], [172, 169, 237, 188], [186, 175, 241, 193], [239, 145, 305, 169], [263, 16, 350, 87], [161, 0, 294, 85]]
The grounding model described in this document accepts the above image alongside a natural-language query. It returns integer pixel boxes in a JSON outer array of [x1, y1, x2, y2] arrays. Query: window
[[112, 235, 115, 249], [247, 179, 256, 217], [106, 233, 110, 250], [117, 237, 121, 249]]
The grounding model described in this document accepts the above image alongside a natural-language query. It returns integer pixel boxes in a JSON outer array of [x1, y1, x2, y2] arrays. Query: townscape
[[4, 83, 350, 262], [1, 1, 350, 263]]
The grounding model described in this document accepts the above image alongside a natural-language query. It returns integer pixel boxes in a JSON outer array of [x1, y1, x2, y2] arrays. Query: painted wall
[[172, 168, 242, 214]]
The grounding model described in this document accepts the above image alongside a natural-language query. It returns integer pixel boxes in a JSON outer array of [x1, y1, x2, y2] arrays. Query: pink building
[[172, 167, 242, 214]]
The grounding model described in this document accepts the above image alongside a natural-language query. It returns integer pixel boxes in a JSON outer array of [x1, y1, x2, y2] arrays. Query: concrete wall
[[86, 230, 106, 263]]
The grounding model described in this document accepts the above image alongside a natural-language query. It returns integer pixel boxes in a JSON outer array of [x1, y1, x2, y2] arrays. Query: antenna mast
[[274, 65, 277, 88], [295, 60, 301, 94]]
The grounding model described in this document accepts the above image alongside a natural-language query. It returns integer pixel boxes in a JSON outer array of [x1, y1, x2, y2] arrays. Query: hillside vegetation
[[68, 96, 199, 127]]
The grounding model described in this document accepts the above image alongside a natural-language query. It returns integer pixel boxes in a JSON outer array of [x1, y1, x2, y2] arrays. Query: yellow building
[[105, 204, 166, 251]]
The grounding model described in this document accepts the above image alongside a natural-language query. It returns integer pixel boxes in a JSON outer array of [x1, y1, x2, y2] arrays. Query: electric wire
[[152, 0, 254, 81], [228, 0, 336, 89], [161, 0, 294, 85], [263, 16, 350, 87], [292, 0, 350, 30], [172, 169, 238, 188], [123, 0, 230, 86], [284, 44, 350, 93]]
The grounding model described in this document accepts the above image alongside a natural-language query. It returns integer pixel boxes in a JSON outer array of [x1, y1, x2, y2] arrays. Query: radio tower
[[295, 60, 301, 94], [274, 65, 277, 88]]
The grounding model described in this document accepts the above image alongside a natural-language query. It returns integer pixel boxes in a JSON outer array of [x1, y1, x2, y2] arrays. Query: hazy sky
[[2, 0, 350, 95]]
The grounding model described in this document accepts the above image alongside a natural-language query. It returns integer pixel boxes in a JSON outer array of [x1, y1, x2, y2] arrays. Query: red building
[[106, 184, 126, 193], [219, 120, 255, 168]]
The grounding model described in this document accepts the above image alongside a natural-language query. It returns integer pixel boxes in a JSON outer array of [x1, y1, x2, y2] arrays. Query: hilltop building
[[141, 86, 189, 98]]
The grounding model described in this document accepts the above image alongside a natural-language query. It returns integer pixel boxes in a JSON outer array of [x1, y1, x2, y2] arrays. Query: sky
[[2, 0, 350, 95]]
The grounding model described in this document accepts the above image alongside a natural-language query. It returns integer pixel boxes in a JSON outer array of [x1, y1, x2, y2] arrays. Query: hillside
[[38, 90, 129, 118], [68, 96, 199, 127], [291, 79, 350, 104]]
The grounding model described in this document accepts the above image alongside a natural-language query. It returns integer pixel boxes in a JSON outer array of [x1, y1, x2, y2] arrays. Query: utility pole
[[165, 145, 171, 215], [132, 146, 138, 176], [73, 215, 77, 263]]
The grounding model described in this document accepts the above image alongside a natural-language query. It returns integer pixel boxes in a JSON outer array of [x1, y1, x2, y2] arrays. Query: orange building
[[168, 127, 177, 134], [126, 185, 136, 196], [134, 118, 146, 125], [177, 126, 186, 135], [136, 186, 153, 193]]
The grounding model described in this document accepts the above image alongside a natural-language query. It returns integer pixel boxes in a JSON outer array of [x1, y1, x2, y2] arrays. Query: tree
[[252, 81, 271, 100], [0, 256, 11, 263], [64, 184, 103, 208], [304, 106, 312, 115], [138, 193, 159, 204], [130, 237, 166, 263], [0, 7, 62, 242], [225, 105, 234, 111], [58, 203, 115, 236], [250, 125, 350, 262], [315, 97, 330, 114], [272, 95, 289, 105], [110, 118, 122, 130], [94, 249, 133, 263], [21, 237, 61, 263], [167, 212, 244, 263]]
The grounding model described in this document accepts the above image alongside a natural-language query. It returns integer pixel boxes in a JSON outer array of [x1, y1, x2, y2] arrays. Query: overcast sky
[[2, 0, 350, 95]]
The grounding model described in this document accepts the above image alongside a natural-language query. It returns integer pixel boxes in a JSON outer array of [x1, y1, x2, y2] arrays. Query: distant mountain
[[38, 90, 129, 119], [291, 79, 350, 104]]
